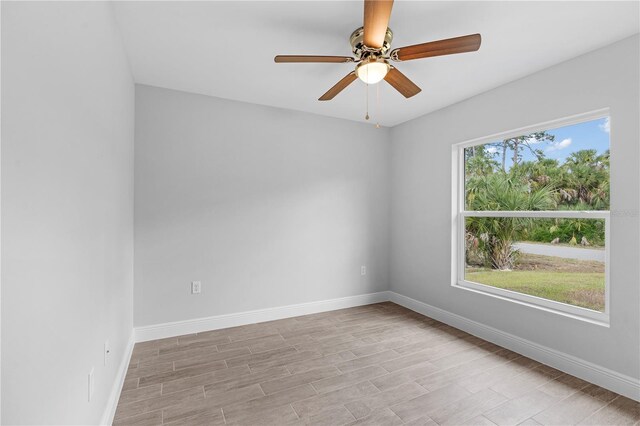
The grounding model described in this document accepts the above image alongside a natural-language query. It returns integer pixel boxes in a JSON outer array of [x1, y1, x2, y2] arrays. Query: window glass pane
[[464, 117, 610, 211], [464, 217, 605, 312]]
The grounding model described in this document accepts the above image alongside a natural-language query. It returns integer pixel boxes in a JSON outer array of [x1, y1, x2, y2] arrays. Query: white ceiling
[[113, 1, 639, 127]]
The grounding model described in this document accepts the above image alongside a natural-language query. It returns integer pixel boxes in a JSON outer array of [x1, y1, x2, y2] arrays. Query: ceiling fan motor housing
[[350, 26, 394, 58]]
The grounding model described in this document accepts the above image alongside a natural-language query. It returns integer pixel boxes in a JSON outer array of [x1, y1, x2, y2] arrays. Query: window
[[452, 110, 610, 325]]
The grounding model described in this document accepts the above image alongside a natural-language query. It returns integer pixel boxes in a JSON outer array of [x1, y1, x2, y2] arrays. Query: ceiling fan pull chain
[[375, 83, 381, 128], [365, 79, 370, 121]]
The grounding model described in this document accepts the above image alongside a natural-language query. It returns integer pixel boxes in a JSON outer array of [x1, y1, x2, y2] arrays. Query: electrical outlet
[[88, 368, 94, 402], [191, 281, 201, 294], [104, 340, 111, 366], [361, 266, 366, 276]]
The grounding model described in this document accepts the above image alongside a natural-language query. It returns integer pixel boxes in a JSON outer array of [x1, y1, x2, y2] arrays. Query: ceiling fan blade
[[319, 72, 358, 101], [274, 55, 354, 63], [391, 34, 481, 61], [363, 0, 394, 49], [384, 67, 421, 98]]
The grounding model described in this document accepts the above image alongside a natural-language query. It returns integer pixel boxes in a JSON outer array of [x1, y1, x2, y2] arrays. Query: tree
[[511, 158, 563, 192], [466, 173, 555, 270], [465, 144, 499, 178], [561, 149, 610, 209], [488, 131, 555, 171]]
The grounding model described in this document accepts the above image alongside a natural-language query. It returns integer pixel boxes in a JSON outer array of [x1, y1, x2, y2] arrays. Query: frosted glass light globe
[[356, 59, 390, 84]]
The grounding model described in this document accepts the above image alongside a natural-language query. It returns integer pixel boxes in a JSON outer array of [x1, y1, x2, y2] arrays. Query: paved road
[[513, 242, 605, 262]]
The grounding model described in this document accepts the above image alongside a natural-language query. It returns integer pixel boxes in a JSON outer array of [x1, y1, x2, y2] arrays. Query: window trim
[[451, 108, 611, 327]]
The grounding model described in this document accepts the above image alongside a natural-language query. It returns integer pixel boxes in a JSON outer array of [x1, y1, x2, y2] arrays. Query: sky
[[478, 117, 610, 171]]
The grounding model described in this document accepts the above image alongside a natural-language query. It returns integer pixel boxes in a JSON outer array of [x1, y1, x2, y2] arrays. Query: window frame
[[451, 108, 611, 326]]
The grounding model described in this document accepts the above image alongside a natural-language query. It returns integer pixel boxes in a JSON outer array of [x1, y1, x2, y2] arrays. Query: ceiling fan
[[274, 0, 481, 101]]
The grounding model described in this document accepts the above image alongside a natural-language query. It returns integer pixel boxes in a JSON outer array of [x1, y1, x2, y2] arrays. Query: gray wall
[[1, 2, 134, 424], [134, 85, 390, 327], [390, 35, 640, 379]]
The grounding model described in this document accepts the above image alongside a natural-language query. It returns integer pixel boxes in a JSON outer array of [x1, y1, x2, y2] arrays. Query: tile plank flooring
[[115, 303, 640, 425]]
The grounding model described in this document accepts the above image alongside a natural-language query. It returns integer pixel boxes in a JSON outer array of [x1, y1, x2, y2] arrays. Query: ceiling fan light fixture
[[355, 58, 390, 84]]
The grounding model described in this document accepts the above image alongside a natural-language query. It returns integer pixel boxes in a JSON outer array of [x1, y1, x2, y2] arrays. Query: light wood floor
[[115, 302, 640, 425]]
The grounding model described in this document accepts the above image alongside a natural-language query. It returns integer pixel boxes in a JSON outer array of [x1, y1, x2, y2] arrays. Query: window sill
[[453, 280, 610, 328]]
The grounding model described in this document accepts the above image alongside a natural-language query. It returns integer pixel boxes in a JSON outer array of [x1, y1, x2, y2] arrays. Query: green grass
[[465, 270, 605, 312]]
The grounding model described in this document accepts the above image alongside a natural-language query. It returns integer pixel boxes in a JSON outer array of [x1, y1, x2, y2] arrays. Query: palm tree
[[466, 173, 555, 270], [561, 149, 610, 209]]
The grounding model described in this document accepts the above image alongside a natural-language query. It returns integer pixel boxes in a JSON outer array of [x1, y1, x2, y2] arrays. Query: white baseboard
[[100, 333, 135, 426], [134, 291, 390, 342], [388, 291, 640, 402]]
